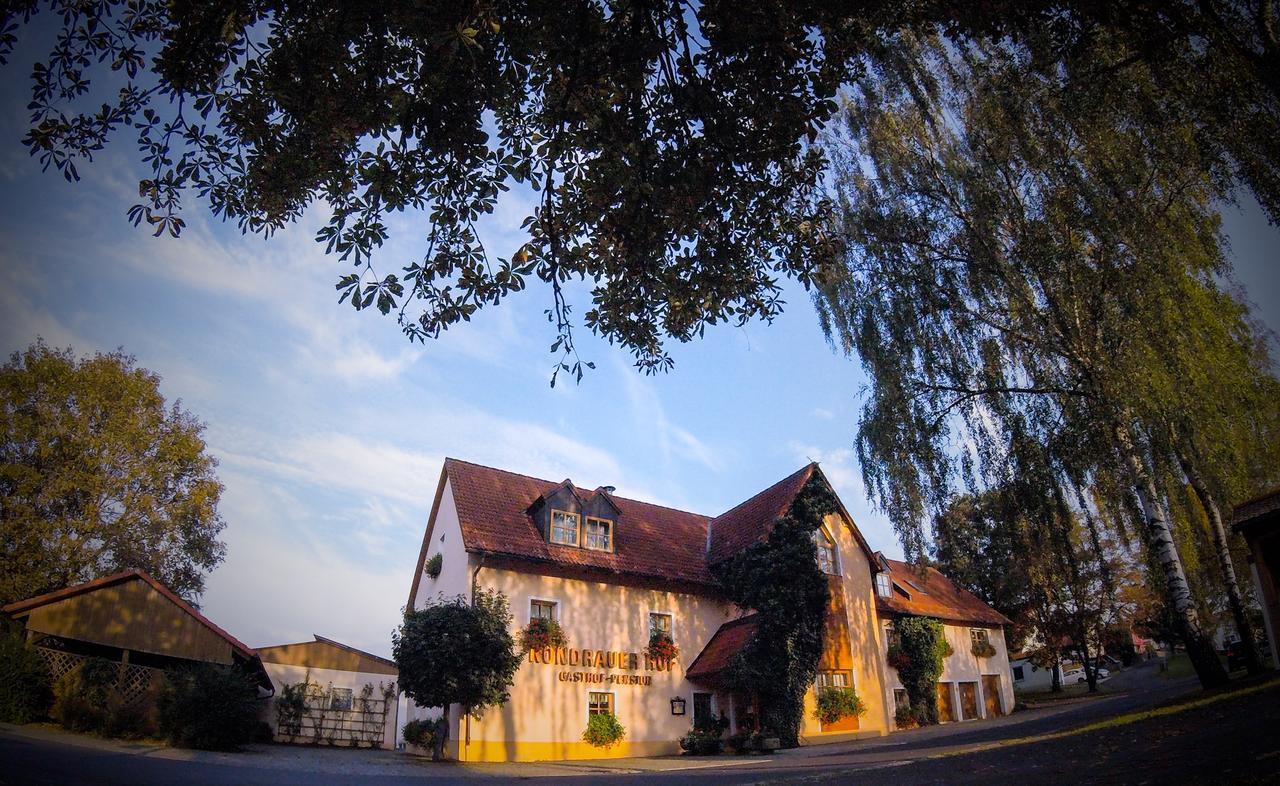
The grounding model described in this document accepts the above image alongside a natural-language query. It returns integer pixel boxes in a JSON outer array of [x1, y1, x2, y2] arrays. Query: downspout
[[464, 555, 485, 761]]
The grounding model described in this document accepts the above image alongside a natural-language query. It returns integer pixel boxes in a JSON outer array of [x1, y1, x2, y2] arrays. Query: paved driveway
[[2, 664, 1274, 785]]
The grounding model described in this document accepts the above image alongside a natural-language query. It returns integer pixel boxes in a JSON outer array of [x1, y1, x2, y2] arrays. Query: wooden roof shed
[[1, 569, 270, 689]]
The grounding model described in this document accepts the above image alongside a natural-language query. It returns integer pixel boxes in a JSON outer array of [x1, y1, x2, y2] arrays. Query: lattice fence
[[277, 684, 395, 748], [35, 647, 164, 707]]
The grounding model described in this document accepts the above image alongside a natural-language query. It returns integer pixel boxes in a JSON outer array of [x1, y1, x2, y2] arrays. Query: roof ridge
[[445, 456, 712, 521]]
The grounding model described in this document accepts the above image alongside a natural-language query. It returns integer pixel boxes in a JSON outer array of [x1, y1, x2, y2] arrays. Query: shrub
[[895, 617, 949, 726], [157, 664, 262, 750], [725, 732, 750, 754], [582, 712, 625, 748], [971, 640, 997, 658], [679, 726, 723, 755], [0, 634, 52, 724], [894, 705, 918, 729], [886, 645, 912, 672], [274, 681, 310, 738], [102, 695, 158, 739], [51, 658, 116, 732], [814, 686, 866, 725], [425, 553, 443, 579], [402, 718, 437, 749], [517, 618, 567, 654], [645, 630, 679, 662]]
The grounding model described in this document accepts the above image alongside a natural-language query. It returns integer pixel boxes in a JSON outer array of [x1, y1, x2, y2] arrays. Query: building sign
[[528, 646, 673, 687]]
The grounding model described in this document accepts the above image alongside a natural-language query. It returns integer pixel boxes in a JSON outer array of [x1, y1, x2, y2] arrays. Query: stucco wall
[[881, 621, 1013, 724], [413, 478, 472, 607]]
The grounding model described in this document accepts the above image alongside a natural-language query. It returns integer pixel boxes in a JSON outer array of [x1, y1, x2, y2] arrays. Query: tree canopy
[[392, 589, 521, 760], [0, 341, 226, 605], [3, 1, 1278, 378]]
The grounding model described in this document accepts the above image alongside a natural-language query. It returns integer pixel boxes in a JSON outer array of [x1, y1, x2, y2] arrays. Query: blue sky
[[2, 72, 1278, 659]]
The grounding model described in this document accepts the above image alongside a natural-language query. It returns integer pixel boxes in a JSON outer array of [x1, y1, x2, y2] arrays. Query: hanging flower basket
[[518, 618, 568, 653], [971, 640, 997, 659], [646, 631, 679, 662]]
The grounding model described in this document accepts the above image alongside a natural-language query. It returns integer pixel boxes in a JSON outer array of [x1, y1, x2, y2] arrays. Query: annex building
[[404, 458, 1013, 761]]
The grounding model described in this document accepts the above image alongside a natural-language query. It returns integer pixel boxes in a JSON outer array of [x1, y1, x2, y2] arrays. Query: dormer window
[[813, 528, 838, 575], [876, 573, 892, 597], [551, 509, 580, 546], [585, 517, 614, 551]]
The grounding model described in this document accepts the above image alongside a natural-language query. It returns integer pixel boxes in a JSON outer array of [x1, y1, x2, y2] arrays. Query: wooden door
[[982, 675, 1003, 717], [936, 682, 956, 722], [959, 682, 978, 720]]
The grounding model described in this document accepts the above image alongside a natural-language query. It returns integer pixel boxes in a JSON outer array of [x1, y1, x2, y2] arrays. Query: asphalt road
[[2, 664, 1275, 785]]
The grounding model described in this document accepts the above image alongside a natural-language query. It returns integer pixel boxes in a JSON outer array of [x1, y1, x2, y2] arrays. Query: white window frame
[[970, 628, 991, 646], [875, 573, 892, 598], [813, 527, 839, 575], [646, 609, 676, 643], [586, 690, 616, 723], [550, 509, 580, 547], [584, 516, 614, 552], [527, 596, 561, 624]]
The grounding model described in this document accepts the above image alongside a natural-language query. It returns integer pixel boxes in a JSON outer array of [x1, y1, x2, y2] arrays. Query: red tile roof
[[685, 614, 759, 682], [444, 458, 716, 588], [875, 559, 1012, 627], [1, 569, 258, 659], [707, 464, 816, 564]]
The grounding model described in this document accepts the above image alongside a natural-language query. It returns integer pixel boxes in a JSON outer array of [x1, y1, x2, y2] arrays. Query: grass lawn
[[1015, 683, 1094, 704]]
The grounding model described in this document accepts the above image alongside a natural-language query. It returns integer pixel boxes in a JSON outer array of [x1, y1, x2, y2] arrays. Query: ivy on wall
[[712, 474, 838, 747], [892, 616, 948, 725]]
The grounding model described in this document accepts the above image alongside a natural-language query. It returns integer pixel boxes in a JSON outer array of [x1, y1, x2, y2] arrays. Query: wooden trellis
[[35, 646, 164, 707], [277, 685, 393, 748]]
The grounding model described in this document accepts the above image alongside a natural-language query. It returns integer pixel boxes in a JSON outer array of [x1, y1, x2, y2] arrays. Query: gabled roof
[[257, 635, 397, 675], [2, 569, 257, 659], [441, 458, 716, 587], [707, 465, 816, 564], [875, 558, 1011, 627], [686, 614, 759, 683]]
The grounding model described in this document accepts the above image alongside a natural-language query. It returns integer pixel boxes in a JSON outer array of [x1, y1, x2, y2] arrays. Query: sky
[[2, 58, 1278, 660]]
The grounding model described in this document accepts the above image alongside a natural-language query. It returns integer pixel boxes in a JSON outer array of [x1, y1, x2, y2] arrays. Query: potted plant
[[518, 617, 567, 653], [646, 628, 679, 662], [814, 686, 867, 726], [583, 713, 626, 748], [971, 640, 997, 658]]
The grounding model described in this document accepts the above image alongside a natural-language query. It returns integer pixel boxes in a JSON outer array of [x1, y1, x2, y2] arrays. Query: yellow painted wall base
[[454, 738, 680, 762], [799, 728, 885, 747]]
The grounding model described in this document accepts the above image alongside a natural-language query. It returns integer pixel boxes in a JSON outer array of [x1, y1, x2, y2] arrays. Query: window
[[551, 509, 580, 546], [649, 612, 673, 640], [884, 620, 900, 651], [893, 688, 910, 712], [970, 628, 990, 647], [875, 573, 892, 597], [584, 517, 613, 551], [329, 687, 353, 711], [813, 529, 837, 575], [1013, 665, 1025, 681], [588, 691, 614, 717], [530, 599, 557, 622], [815, 670, 851, 689]]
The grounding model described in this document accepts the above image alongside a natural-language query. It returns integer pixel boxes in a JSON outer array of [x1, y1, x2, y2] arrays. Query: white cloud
[[811, 407, 835, 420]]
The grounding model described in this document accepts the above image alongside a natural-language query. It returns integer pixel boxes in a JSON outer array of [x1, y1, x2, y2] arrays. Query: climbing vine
[[712, 473, 838, 747], [891, 617, 948, 725]]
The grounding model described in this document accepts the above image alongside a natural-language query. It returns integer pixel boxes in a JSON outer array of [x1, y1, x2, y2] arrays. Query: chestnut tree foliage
[[3, 1, 1278, 380], [0, 341, 226, 605]]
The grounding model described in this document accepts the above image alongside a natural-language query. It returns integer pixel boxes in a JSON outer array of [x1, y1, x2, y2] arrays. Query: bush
[[725, 732, 750, 754], [582, 712, 626, 748], [814, 686, 866, 725], [403, 718, 437, 749], [679, 726, 723, 755], [895, 705, 919, 729], [157, 664, 262, 750], [51, 658, 116, 732], [0, 634, 52, 723], [274, 681, 310, 738], [102, 695, 158, 739]]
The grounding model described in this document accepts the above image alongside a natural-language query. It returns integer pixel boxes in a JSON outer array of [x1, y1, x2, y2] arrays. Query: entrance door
[[693, 692, 713, 728], [936, 682, 956, 722], [982, 675, 1003, 717], [958, 682, 978, 720]]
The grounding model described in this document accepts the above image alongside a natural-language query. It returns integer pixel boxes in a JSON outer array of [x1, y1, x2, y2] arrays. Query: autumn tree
[[0, 341, 226, 605], [2, 2, 1278, 377]]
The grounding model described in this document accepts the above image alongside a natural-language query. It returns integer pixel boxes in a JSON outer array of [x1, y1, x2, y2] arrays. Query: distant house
[[873, 556, 1015, 725], [257, 635, 399, 748], [1, 569, 271, 705], [1233, 491, 1280, 669], [1007, 651, 1065, 693]]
